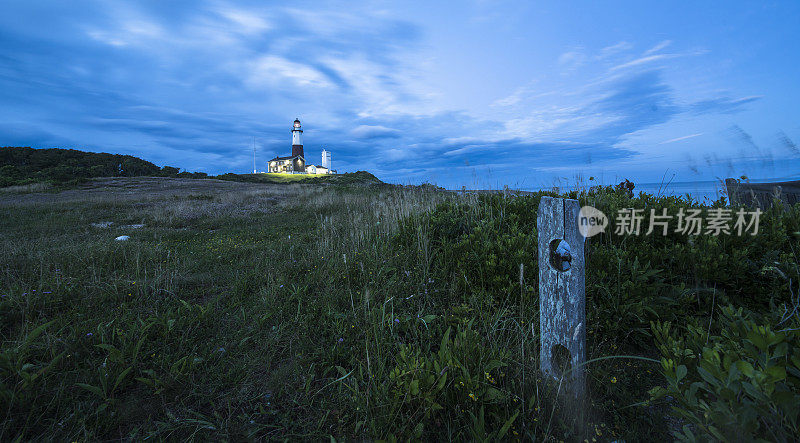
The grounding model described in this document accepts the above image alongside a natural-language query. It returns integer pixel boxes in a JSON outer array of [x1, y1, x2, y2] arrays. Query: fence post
[[537, 196, 586, 401]]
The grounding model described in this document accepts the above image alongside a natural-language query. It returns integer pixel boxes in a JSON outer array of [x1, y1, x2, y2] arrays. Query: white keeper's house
[[268, 119, 336, 174]]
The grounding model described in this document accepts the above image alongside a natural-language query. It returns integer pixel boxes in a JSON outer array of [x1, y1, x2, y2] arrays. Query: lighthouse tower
[[291, 118, 304, 158], [322, 149, 331, 170]]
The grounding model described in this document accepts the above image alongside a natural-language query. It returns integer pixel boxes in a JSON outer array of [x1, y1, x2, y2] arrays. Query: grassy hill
[[0, 146, 208, 187], [0, 146, 382, 188], [1, 177, 798, 440], [215, 171, 383, 185]]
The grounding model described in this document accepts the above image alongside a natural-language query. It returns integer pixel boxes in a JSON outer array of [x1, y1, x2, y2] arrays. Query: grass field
[[214, 171, 383, 186], [1, 177, 799, 441]]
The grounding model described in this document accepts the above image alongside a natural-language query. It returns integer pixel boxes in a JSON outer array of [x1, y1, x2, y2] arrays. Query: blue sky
[[1, 1, 799, 190]]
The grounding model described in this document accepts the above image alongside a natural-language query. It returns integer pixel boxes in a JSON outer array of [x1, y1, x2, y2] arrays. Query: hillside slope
[[0, 146, 204, 186], [0, 147, 382, 187], [214, 170, 383, 185]]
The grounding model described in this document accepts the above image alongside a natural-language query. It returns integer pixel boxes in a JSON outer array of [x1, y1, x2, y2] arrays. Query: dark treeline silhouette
[[0, 146, 207, 186]]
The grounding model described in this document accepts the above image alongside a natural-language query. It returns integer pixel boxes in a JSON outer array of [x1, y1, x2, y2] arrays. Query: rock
[[115, 235, 130, 241], [91, 222, 113, 228]]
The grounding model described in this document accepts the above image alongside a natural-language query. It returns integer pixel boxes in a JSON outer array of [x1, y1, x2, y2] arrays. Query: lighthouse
[[291, 118, 304, 158], [268, 119, 335, 174]]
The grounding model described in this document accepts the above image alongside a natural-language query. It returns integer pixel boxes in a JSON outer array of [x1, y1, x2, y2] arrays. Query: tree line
[[0, 146, 207, 187]]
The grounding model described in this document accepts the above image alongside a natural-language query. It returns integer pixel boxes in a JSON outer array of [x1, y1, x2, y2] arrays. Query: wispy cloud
[[246, 56, 333, 89], [558, 49, 587, 71], [659, 133, 703, 144], [351, 125, 401, 139], [598, 41, 633, 59], [643, 40, 672, 55], [609, 54, 676, 72], [690, 95, 763, 114], [215, 7, 271, 35]]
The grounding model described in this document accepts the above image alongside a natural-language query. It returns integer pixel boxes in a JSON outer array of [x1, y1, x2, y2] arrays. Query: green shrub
[[378, 322, 519, 440], [651, 304, 800, 441]]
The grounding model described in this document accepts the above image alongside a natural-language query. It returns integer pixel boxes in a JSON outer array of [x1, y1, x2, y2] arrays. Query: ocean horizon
[[509, 179, 725, 201], [465, 177, 800, 203]]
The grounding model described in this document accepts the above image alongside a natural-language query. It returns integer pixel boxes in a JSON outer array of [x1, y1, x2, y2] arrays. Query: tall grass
[[1, 178, 798, 440]]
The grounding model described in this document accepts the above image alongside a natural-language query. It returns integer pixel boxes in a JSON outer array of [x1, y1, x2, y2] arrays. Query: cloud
[[690, 96, 762, 114], [558, 50, 587, 71], [86, 10, 167, 48], [606, 40, 692, 72], [0, 122, 76, 148], [351, 125, 401, 139], [430, 139, 635, 174], [588, 71, 681, 147], [247, 55, 333, 89], [643, 40, 672, 55], [494, 69, 680, 150], [659, 133, 703, 144], [598, 41, 633, 59], [609, 54, 676, 72], [484, 38, 758, 176], [490, 81, 544, 108], [216, 7, 271, 35]]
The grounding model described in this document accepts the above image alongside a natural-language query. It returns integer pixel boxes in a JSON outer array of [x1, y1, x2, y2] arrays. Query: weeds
[[0, 178, 798, 440]]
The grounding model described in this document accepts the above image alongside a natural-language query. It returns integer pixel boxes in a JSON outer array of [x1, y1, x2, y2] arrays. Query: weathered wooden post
[[538, 196, 586, 400]]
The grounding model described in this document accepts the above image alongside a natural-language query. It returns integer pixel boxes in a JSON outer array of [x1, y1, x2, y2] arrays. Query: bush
[[160, 166, 180, 176], [651, 303, 800, 441], [377, 322, 519, 440]]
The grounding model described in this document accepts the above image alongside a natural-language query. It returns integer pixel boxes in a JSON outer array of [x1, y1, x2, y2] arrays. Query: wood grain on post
[[538, 196, 586, 400]]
